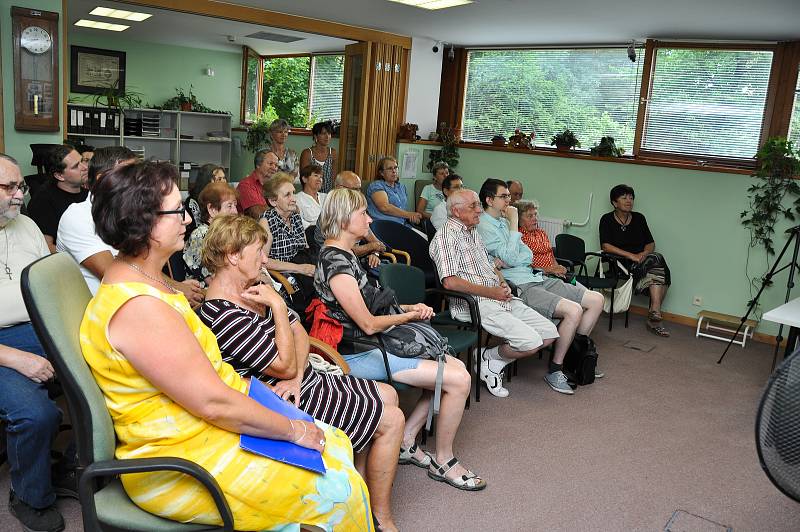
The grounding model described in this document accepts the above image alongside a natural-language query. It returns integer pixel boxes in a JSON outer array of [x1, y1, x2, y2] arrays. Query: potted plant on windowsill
[[426, 122, 460, 172], [589, 136, 625, 158], [551, 129, 581, 152], [244, 105, 279, 153]]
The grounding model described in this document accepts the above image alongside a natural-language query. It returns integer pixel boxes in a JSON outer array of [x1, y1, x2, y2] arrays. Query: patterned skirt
[[297, 365, 384, 453]]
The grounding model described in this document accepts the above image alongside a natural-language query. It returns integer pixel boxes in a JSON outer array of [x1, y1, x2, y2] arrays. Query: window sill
[[397, 138, 753, 176], [232, 126, 314, 136]]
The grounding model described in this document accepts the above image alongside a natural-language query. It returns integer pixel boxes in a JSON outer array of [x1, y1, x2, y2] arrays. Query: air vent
[[245, 31, 303, 43]]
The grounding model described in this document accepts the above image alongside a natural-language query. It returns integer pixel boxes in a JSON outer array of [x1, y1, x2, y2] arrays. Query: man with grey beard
[[0, 154, 75, 532]]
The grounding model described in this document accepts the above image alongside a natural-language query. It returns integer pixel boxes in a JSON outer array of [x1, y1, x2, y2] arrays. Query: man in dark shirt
[[26, 145, 89, 252]]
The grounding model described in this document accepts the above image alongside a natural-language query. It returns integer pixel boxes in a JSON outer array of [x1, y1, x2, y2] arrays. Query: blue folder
[[240, 378, 326, 474]]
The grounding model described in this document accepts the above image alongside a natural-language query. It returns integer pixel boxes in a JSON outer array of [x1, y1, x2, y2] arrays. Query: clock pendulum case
[[11, 7, 60, 132]]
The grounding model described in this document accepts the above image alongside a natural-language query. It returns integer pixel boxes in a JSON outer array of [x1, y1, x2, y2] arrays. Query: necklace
[[121, 260, 178, 293], [614, 212, 631, 232], [0, 227, 10, 280]]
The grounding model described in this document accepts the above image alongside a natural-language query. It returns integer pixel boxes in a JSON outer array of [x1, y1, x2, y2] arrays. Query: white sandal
[[428, 456, 487, 491]]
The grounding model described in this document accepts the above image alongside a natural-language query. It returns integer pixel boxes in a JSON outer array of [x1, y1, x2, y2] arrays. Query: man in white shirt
[[57, 146, 135, 294], [0, 153, 75, 532]]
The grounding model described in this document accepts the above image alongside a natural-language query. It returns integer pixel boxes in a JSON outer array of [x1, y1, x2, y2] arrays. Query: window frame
[[239, 49, 344, 129], [450, 39, 800, 173]]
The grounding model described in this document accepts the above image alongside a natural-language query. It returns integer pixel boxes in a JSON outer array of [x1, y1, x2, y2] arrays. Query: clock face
[[21, 26, 52, 54]]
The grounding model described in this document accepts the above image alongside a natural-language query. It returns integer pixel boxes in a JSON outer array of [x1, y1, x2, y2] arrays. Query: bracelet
[[290, 420, 307, 443]]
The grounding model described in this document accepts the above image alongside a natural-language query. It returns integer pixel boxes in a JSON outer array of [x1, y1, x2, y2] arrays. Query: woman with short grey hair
[[267, 118, 298, 179]]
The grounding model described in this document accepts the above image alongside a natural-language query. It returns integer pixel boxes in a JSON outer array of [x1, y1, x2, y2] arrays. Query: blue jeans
[[0, 323, 61, 508]]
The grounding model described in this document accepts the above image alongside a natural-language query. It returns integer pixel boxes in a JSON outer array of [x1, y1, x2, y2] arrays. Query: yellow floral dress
[[80, 282, 372, 531]]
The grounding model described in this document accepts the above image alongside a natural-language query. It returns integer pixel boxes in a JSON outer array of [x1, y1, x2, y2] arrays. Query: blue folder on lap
[[240, 378, 326, 475]]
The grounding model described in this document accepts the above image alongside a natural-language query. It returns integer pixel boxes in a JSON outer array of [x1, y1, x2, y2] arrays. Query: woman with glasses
[[80, 160, 372, 530], [599, 184, 671, 337], [366, 156, 426, 237]]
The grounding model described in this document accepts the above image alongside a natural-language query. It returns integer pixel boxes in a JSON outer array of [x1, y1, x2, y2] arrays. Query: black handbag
[[563, 334, 597, 386]]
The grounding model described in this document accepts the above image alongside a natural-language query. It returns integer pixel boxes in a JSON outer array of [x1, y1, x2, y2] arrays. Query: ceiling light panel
[[90, 7, 152, 21], [74, 19, 129, 31], [388, 0, 472, 9]]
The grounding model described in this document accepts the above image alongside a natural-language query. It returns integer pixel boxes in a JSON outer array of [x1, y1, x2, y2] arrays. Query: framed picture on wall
[[70, 45, 126, 94]]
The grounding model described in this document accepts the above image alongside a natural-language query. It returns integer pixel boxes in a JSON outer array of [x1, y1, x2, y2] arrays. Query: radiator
[[537, 216, 565, 244]]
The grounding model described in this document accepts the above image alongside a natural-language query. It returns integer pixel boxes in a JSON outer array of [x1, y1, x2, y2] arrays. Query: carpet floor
[[2, 313, 799, 531]]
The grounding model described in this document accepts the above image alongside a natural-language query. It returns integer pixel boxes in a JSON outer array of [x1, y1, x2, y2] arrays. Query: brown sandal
[[648, 310, 662, 322], [647, 321, 670, 337]]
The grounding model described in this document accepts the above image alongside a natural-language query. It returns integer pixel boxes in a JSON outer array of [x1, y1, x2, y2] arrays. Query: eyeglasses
[[156, 206, 187, 218], [0, 181, 29, 195], [491, 194, 512, 200], [455, 201, 483, 211]]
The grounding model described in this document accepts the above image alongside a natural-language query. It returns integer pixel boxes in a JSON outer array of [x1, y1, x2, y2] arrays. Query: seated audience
[[81, 160, 371, 530], [316, 188, 485, 491], [260, 172, 316, 315], [507, 179, 524, 205], [366, 156, 425, 237], [599, 184, 671, 337], [416, 161, 449, 220], [296, 164, 327, 229], [57, 147, 136, 295], [430, 174, 463, 231], [237, 149, 279, 219], [312, 171, 386, 270], [27, 144, 89, 252], [299, 121, 337, 193], [75, 143, 95, 169], [266, 119, 299, 179], [430, 188, 560, 397], [518, 200, 569, 277], [182, 182, 238, 285], [199, 214, 404, 531], [1, 153, 77, 532], [477, 180, 605, 390], [185, 163, 226, 239]]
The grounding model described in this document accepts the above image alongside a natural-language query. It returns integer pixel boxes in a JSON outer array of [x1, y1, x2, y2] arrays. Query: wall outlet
[[692, 296, 703, 306]]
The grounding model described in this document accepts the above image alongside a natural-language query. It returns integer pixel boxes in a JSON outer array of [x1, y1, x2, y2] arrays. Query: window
[[462, 48, 643, 152], [789, 70, 800, 148], [241, 51, 344, 127], [640, 47, 774, 160]]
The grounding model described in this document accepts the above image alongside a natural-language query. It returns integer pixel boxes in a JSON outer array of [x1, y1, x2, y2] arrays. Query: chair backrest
[[379, 263, 426, 305], [21, 253, 116, 469], [414, 179, 433, 204], [370, 220, 435, 278], [554, 233, 586, 264]]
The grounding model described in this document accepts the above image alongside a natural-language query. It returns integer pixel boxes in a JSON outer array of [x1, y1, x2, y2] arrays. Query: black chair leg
[[625, 309, 629, 328]]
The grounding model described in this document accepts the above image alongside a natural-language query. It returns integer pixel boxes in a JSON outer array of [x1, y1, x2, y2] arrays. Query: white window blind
[[310, 55, 344, 122], [641, 48, 773, 159], [788, 71, 800, 148], [462, 48, 643, 152]]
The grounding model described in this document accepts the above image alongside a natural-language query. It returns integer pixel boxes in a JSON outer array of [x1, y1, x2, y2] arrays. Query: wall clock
[[12, 7, 59, 132]]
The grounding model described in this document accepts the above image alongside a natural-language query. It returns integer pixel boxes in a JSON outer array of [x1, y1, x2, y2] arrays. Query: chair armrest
[[267, 269, 296, 295], [389, 249, 411, 265], [555, 257, 575, 268], [379, 252, 397, 263], [79, 457, 234, 531], [426, 287, 481, 332], [308, 337, 350, 373]]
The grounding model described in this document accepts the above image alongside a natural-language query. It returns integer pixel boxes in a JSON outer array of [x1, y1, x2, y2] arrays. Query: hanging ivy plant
[[741, 137, 800, 256]]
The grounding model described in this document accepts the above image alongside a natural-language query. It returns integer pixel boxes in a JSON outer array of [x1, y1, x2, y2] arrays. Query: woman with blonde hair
[[366, 157, 425, 237], [315, 187, 486, 492], [266, 118, 298, 179]]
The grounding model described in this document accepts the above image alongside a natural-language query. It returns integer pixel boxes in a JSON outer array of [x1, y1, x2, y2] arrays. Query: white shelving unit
[[67, 105, 232, 189]]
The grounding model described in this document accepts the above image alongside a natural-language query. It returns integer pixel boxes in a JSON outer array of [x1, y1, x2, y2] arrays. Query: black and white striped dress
[[199, 299, 384, 452]]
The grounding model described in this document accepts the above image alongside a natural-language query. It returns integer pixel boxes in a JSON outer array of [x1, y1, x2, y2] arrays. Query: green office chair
[[21, 253, 234, 532]]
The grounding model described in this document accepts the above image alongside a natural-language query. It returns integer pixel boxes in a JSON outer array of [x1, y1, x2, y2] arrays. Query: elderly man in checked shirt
[[430, 188, 563, 398]]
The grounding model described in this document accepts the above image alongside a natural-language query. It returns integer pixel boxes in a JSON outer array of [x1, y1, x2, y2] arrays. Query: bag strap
[[426, 353, 446, 431]]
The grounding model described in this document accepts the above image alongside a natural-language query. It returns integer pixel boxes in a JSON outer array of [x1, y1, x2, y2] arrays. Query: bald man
[[507, 180, 524, 205]]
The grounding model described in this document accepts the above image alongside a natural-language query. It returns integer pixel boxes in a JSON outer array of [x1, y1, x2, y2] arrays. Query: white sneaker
[[480, 358, 509, 397], [474, 345, 499, 373]]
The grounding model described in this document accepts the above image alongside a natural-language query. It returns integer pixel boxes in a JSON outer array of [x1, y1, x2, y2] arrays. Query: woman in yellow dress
[[80, 160, 372, 531]]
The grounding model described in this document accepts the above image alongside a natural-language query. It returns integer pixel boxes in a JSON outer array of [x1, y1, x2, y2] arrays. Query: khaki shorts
[[517, 277, 587, 319], [475, 298, 559, 352]]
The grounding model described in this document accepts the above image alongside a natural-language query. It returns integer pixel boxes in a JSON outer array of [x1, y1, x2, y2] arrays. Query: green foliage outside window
[[263, 57, 311, 127]]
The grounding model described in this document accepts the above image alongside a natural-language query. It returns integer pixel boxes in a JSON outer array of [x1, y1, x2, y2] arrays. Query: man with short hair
[[507, 179, 524, 205], [27, 145, 89, 252], [477, 179, 605, 390], [430, 174, 463, 230], [57, 147, 136, 294], [0, 153, 75, 532], [313, 171, 385, 268], [238, 149, 279, 219], [430, 188, 561, 397]]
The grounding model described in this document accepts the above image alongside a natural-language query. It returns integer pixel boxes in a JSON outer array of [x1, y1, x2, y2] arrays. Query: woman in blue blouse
[[366, 157, 423, 232]]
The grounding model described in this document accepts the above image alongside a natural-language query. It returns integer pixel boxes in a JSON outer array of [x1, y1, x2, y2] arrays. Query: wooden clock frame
[[11, 6, 60, 132]]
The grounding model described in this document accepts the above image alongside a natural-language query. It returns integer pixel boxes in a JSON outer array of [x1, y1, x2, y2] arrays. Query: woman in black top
[[599, 184, 671, 337]]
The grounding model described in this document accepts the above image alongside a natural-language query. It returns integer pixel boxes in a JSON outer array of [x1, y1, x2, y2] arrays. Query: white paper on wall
[[401, 151, 418, 180]]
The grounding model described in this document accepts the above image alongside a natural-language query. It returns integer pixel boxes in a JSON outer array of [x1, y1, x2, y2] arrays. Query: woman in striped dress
[[198, 214, 404, 532]]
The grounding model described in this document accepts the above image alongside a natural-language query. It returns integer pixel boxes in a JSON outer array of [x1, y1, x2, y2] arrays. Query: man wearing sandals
[[430, 188, 559, 398], [599, 184, 671, 337]]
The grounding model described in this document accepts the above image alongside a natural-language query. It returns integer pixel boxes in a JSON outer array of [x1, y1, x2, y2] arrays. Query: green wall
[[1, 0, 64, 175], [398, 142, 789, 335], [67, 33, 241, 118]]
